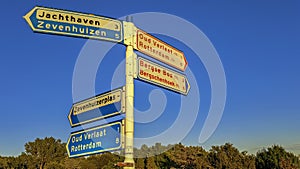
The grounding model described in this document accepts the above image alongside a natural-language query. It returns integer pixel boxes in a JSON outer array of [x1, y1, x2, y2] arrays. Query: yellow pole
[[124, 16, 135, 169], [124, 45, 135, 169]]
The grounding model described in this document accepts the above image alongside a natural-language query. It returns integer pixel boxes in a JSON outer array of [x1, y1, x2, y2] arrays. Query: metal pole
[[124, 16, 135, 169]]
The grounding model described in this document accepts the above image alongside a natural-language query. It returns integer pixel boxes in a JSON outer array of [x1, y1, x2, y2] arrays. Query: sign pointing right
[[136, 57, 190, 95], [135, 29, 188, 72]]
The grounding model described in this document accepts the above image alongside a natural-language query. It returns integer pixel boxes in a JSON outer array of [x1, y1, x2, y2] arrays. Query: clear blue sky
[[0, 1, 299, 156]]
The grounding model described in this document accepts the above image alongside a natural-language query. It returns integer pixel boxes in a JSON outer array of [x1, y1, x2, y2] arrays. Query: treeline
[[0, 137, 299, 169]]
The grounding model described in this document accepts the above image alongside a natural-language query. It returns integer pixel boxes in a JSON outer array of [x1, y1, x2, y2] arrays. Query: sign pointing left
[[24, 6, 123, 42], [66, 121, 123, 158], [68, 88, 124, 127]]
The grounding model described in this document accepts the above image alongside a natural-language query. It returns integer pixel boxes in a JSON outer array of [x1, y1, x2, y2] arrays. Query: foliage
[[24, 137, 66, 169], [1, 137, 299, 169], [207, 143, 255, 169], [256, 145, 300, 169]]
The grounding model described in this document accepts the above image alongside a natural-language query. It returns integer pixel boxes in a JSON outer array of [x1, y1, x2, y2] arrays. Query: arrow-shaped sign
[[66, 121, 123, 158], [24, 6, 123, 42], [136, 57, 190, 95], [68, 88, 124, 127], [135, 29, 188, 72]]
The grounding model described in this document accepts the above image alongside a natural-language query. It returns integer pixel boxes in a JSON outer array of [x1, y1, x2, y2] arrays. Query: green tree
[[241, 151, 256, 169], [0, 156, 9, 169], [256, 145, 300, 169], [208, 143, 255, 169], [1, 156, 23, 169], [165, 143, 211, 169], [5, 138, 300, 169], [135, 158, 145, 169], [15, 152, 32, 169], [145, 156, 158, 169], [186, 146, 211, 169], [0, 156, 7, 169], [165, 143, 187, 168], [64, 157, 82, 169], [79, 158, 98, 169], [24, 137, 66, 169], [85, 152, 123, 169], [45, 161, 64, 169]]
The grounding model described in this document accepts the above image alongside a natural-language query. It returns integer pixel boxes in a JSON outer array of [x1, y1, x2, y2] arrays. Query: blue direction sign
[[66, 121, 123, 158], [24, 6, 123, 42], [68, 88, 124, 127]]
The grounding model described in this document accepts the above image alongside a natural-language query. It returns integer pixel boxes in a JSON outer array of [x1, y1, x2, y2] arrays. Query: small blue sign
[[66, 121, 123, 158], [68, 88, 124, 127]]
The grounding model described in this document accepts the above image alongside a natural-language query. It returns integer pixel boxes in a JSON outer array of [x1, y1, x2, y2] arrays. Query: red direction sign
[[136, 29, 188, 72]]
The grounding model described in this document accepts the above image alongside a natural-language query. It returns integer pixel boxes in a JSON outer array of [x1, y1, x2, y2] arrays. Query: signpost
[[123, 19, 136, 168], [135, 29, 188, 71], [24, 6, 123, 42], [25, 7, 191, 168], [68, 88, 124, 127], [66, 121, 123, 158], [137, 57, 190, 95]]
